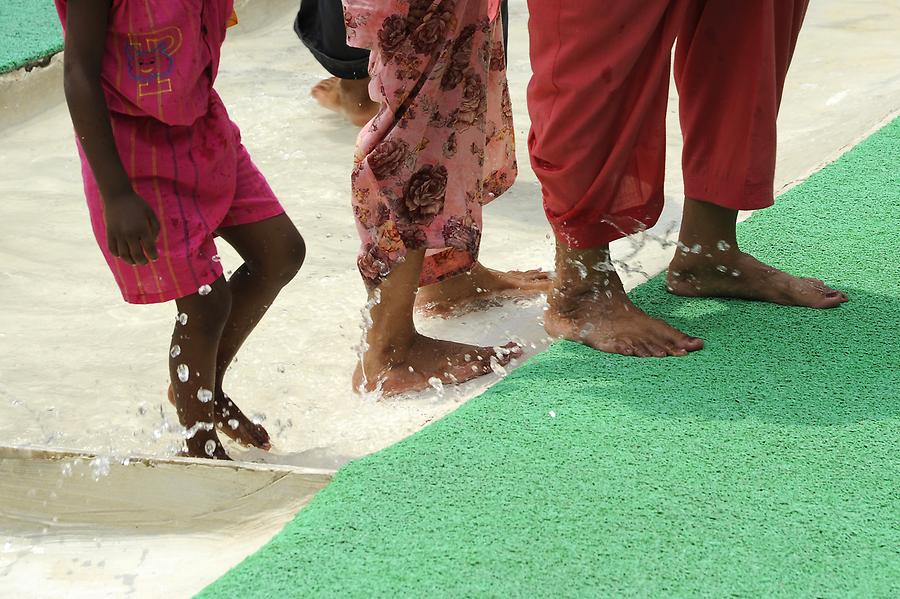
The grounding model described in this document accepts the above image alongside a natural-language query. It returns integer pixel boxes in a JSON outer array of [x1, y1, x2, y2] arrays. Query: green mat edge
[[197, 115, 900, 597], [0, 1, 63, 75]]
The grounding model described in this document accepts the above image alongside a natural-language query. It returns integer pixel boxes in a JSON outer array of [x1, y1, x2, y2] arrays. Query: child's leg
[[170, 277, 232, 459], [353, 249, 522, 397], [212, 214, 305, 445]]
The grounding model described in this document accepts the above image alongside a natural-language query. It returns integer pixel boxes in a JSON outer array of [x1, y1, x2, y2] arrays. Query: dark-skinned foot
[[353, 335, 522, 397], [668, 247, 848, 308], [544, 279, 704, 357], [168, 386, 271, 451], [545, 243, 704, 357]]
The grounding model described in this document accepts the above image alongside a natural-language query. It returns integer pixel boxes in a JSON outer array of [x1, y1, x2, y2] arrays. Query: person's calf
[[169, 277, 233, 459]]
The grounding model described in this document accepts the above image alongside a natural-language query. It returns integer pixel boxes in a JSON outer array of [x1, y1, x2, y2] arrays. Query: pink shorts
[[79, 92, 284, 304]]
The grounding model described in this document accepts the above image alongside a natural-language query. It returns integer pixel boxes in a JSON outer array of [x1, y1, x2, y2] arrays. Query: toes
[[632, 342, 654, 358], [215, 398, 272, 451], [250, 423, 272, 450], [494, 342, 523, 365], [311, 77, 338, 95], [644, 341, 668, 358], [677, 335, 705, 352], [816, 290, 849, 308], [614, 342, 636, 356]]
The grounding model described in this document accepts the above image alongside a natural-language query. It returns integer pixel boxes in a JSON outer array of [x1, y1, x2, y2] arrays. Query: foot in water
[[353, 334, 522, 397], [310, 76, 380, 127], [544, 244, 704, 357], [668, 247, 849, 308], [168, 386, 271, 451], [416, 262, 552, 317]]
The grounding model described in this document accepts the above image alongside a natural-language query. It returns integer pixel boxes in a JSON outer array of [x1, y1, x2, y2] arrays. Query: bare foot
[[545, 243, 704, 357], [168, 386, 271, 451], [545, 282, 704, 358], [416, 262, 552, 317], [310, 76, 380, 127], [177, 438, 231, 460], [667, 248, 849, 309], [353, 334, 522, 397]]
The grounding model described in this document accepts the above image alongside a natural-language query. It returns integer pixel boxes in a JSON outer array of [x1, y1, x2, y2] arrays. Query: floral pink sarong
[[344, 0, 516, 286]]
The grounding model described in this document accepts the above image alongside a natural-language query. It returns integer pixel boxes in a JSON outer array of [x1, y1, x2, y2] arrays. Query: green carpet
[[201, 118, 900, 598], [0, 0, 62, 74]]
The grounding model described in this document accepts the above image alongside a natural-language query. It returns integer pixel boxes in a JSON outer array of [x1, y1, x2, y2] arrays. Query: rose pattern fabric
[[344, 0, 516, 286]]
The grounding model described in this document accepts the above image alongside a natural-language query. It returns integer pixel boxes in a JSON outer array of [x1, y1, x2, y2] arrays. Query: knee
[[259, 232, 306, 288]]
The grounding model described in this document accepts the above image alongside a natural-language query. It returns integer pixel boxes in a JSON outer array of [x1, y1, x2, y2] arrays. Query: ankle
[[364, 326, 416, 367], [182, 424, 222, 456]]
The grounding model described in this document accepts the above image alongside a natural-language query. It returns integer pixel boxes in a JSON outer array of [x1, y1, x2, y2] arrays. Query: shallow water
[[0, 0, 898, 468], [1, 1, 899, 597]]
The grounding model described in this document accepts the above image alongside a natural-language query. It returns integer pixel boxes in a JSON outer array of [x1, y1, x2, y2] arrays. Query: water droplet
[[198, 284, 212, 296], [690, 244, 702, 254], [716, 265, 729, 273], [731, 269, 742, 277], [228, 419, 239, 430], [211, 255, 221, 263], [574, 260, 588, 279], [490, 357, 508, 377], [197, 388, 213, 403], [177, 312, 188, 325], [89, 456, 111, 480], [176, 364, 189, 382], [549, 410, 557, 418], [428, 377, 444, 393], [204, 439, 217, 456], [717, 240, 731, 251], [170, 344, 181, 358]]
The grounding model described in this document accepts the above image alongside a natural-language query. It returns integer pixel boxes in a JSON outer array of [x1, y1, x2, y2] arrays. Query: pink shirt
[[55, 0, 234, 126]]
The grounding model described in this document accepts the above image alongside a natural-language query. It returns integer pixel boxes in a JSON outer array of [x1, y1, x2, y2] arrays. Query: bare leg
[[353, 249, 522, 396], [544, 242, 704, 357], [310, 77, 380, 127], [415, 261, 552, 317], [212, 214, 305, 448], [170, 277, 232, 459], [668, 199, 848, 308]]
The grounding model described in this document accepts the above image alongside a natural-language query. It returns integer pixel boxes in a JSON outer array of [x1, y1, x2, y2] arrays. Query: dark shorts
[[295, 0, 509, 80]]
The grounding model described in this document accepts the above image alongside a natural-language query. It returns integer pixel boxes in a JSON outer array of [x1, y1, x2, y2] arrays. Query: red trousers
[[527, 0, 808, 248]]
